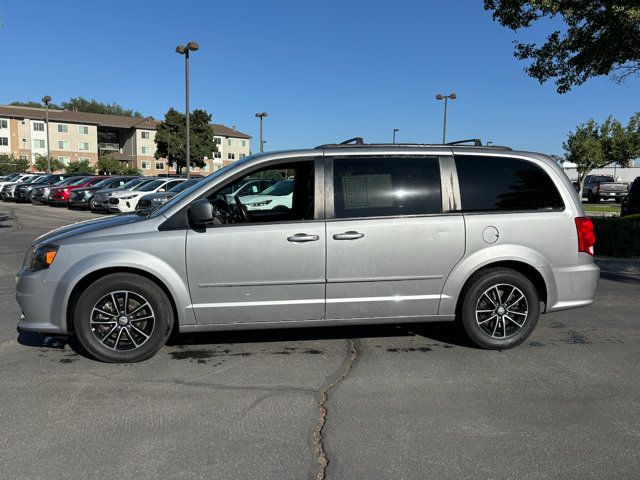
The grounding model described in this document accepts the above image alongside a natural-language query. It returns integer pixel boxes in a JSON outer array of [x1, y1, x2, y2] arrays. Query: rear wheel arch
[[454, 260, 548, 317]]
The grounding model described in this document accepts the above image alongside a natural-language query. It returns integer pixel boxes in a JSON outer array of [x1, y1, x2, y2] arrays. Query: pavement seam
[[311, 339, 359, 480]]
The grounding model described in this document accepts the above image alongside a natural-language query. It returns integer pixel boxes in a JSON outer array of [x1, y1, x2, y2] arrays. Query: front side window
[[332, 157, 442, 219], [455, 155, 564, 212]]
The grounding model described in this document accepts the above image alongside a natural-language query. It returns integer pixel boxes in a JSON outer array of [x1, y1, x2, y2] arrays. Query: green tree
[[65, 159, 96, 174], [484, 1, 640, 93], [97, 156, 125, 174], [34, 155, 65, 173], [0, 154, 29, 175], [10, 100, 62, 110], [155, 108, 216, 174], [60, 97, 143, 117], [564, 113, 640, 197]]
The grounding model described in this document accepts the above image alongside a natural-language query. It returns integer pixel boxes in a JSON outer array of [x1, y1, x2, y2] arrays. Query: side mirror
[[188, 198, 214, 227]]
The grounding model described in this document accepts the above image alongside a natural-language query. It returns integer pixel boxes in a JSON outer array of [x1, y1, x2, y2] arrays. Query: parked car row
[[0, 173, 200, 215]]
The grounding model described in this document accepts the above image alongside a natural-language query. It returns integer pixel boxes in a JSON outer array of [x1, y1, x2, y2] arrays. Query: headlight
[[247, 199, 272, 207], [29, 244, 59, 272]]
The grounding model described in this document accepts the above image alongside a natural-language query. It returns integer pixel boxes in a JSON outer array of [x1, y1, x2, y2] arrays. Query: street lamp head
[[435, 94, 444, 100], [255, 112, 268, 118], [42, 95, 52, 104], [175, 45, 186, 54], [449, 93, 457, 100], [186, 41, 199, 51], [393, 128, 399, 132]]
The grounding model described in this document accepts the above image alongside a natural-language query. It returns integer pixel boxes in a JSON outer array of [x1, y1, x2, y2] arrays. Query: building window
[[0, 120, 7, 129], [0, 137, 8, 146], [33, 122, 45, 132], [57, 140, 69, 150], [141, 131, 150, 139], [213, 151, 222, 158], [57, 156, 70, 166], [141, 146, 151, 155], [34, 139, 45, 148], [241, 140, 246, 147], [239, 153, 246, 159], [155, 161, 165, 170], [142, 161, 151, 169], [227, 138, 233, 146], [57, 124, 69, 133], [201, 163, 210, 172], [78, 142, 90, 151], [78, 125, 89, 135], [227, 153, 235, 160], [214, 137, 221, 145]]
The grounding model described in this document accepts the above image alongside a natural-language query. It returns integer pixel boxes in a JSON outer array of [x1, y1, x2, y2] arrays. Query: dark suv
[[621, 177, 640, 217]]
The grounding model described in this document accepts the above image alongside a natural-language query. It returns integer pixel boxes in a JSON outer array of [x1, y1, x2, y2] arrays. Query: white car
[[108, 178, 186, 213], [239, 179, 294, 211], [0, 173, 36, 189]]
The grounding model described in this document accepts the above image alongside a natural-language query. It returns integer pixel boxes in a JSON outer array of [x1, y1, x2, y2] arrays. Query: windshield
[[115, 178, 146, 190], [68, 176, 90, 185], [139, 180, 165, 192], [169, 179, 199, 193], [261, 179, 294, 196]]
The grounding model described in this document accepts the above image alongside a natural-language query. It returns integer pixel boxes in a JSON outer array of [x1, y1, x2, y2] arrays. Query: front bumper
[[15, 267, 68, 334], [109, 198, 137, 213]]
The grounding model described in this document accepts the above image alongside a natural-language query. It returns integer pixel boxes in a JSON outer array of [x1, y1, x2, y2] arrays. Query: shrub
[[65, 159, 96, 174], [0, 154, 29, 175], [592, 216, 640, 257]]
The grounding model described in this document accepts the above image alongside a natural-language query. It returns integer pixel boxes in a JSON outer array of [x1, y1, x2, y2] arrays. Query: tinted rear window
[[333, 157, 441, 218], [455, 155, 564, 212]]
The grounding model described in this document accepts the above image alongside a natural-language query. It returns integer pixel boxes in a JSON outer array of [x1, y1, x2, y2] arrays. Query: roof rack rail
[[446, 139, 483, 146]]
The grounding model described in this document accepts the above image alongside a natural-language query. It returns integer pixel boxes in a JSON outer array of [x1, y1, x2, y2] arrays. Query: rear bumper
[[542, 259, 600, 313], [49, 197, 68, 205]]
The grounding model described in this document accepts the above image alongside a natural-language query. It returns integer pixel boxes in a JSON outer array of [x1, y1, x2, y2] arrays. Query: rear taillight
[[575, 217, 595, 256]]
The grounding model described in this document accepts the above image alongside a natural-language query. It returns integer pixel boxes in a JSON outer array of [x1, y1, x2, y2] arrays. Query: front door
[[185, 158, 326, 325], [325, 155, 465, 320]]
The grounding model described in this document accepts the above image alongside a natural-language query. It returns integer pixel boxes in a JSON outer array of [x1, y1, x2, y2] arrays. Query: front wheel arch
[[66, 267, 179, 336]]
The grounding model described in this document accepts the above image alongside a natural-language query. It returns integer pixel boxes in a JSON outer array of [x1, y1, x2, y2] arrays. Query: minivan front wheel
[[73, 273, 174, 362], [459, 268, 540, 349]]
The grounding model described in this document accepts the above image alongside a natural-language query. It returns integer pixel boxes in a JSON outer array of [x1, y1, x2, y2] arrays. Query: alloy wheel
[[90, 290, 155, 351], [475, 283, 528, 339]]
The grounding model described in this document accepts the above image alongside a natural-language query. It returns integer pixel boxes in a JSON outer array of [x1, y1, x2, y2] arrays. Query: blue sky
[[1, 0, 638, 155]]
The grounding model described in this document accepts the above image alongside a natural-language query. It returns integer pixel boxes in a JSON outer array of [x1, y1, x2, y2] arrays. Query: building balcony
[[98, 142, 120, 151]]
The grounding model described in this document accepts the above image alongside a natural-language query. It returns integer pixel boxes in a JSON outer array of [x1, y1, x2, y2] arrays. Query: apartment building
[[0, 105, 251, 175]]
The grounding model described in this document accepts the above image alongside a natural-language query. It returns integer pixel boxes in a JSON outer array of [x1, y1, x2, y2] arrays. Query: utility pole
[[435, 93, 456, 144], [176, 41, 199, 178], [255, 112, 268, 152], [42, 95, 52, 173]]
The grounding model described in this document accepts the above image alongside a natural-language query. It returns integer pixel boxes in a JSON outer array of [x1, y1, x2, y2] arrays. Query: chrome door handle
[[333, 231, 364, 240], [287, 233, 320, 243]]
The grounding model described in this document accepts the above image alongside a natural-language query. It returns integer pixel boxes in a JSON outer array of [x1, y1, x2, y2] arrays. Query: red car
[[48, 176, 108, 206]]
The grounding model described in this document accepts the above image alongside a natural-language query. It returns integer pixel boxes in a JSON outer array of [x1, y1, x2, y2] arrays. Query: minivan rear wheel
[[73, 273, 174, 363], [459, 268, 540, 349]]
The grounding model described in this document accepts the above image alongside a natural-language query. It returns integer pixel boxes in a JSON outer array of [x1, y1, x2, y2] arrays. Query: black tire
[[459, 268, 540, 350], [615, 198, 622, 204], [88, 197, 96, 211], [73, 273, 174, 363]]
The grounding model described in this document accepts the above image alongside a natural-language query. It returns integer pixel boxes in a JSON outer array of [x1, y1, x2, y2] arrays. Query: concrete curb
[[595, 256, 640, 274]]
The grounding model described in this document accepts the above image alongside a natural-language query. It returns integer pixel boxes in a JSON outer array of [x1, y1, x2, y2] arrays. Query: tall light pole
[[392, 128, 399, 144], [176, 41, 199, 179], [435, 92, 456, 144], [42, 95, 52, 173], [255, 112, 268, 152]]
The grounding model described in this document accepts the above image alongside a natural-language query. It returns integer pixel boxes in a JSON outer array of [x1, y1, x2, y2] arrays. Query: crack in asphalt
[[311, 339, 359, 480]]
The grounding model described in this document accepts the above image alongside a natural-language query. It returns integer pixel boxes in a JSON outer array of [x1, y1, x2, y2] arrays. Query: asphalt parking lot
[[1, 202, 639, 480]]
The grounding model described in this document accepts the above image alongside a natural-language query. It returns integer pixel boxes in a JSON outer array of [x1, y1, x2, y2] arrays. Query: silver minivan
[[16, 143, 599, 362]]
